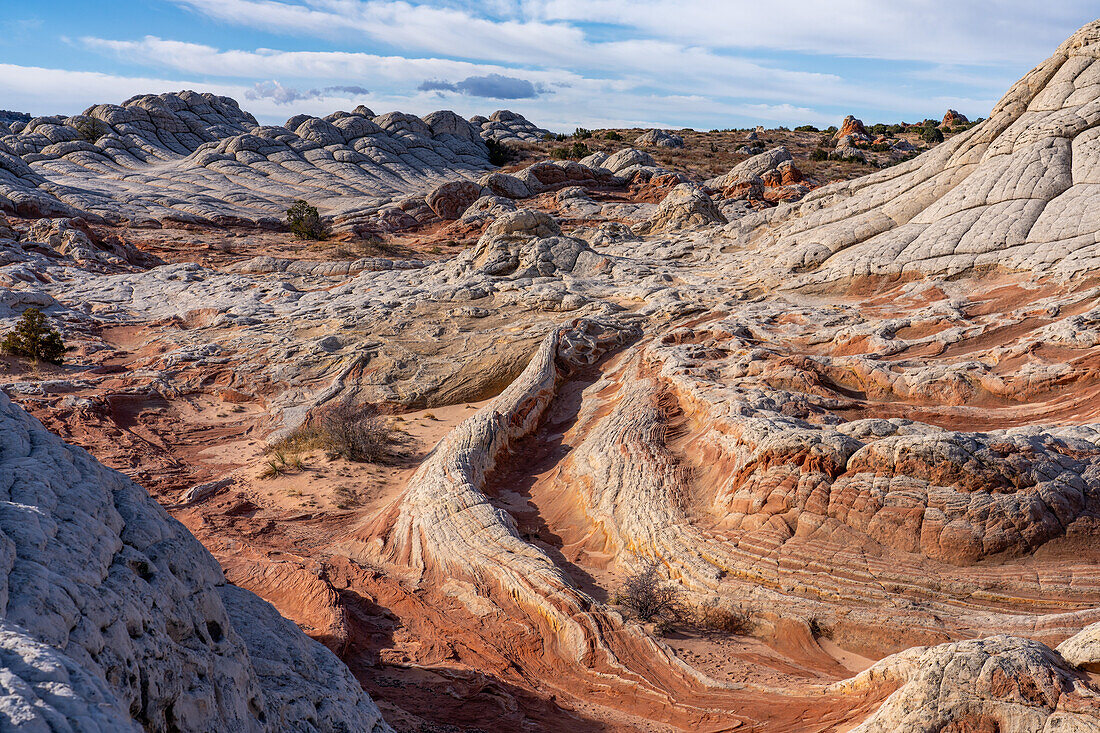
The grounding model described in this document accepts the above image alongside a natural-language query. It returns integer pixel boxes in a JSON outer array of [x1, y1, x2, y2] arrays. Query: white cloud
[[169, 0, 1097, 67]]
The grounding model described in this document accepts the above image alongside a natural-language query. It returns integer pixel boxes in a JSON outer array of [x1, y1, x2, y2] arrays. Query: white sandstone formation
[[0, 391, 391, 731]]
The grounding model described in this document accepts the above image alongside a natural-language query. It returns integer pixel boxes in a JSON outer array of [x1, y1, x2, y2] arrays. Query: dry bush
[[807, 616, 831, 639], [618, 561, 684, 622], [695, 605, 752, 635], [273, 400, 403, 464]]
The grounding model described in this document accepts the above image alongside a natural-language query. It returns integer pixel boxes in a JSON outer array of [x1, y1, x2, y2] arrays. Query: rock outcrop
[[0, 91, 497, 228], [749, 20, 1100, 281], [633, 183, 726, 233], [0, 391, 390, 731], [834, 635, 1100, 731], [634, 129, 684, 148], [475, 110, 550, 144], [941, 109, 970, 128], [8, 17, 1100, 733], [832, 115, 870, 144]]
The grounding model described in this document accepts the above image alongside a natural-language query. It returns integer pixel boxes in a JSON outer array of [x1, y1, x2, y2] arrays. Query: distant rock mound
[[832, 115, 870, 145], [0, 91, 496, 227], [941, 109, 969, 128], [0, 391, 391, 731], [0, 110, 30, 128], [476, 110, 550, 144], [748, 20, 1100, 281], [634, 129, 684, 148]]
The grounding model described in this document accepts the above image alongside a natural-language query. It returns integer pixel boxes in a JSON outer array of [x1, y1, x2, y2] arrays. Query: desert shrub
[[922, 126, 945, 144], [549, 147, 568, 160], [1, 308, 67, 364], [870, 142, 891, 152], [274, 400, 402, 463], [794, 124, 819, 132], [73, 117, 107, 143], [286, 200, 328, 240], [618, 562, 683, 622], [603, 130, 622, 141], [823, 125, 838, 135], [810, 147, 829, 161], [807, 616, 831, 639], [485, 138, 514, 166], [573, 127, 592, 139], [695, 605, 752, 635], [569, 141, 590, 158]]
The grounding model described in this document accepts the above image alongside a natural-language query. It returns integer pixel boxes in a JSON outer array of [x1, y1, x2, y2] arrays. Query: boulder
[[633, 129, 684, 148], [426, 180, 484, 220], [1057, 621, 1100, 671], [601, 148, 656, 174], [478, 171, 531, 199], [833, 115, 871, 144], [633, 183, 727, 234], [941, 109, 970, 128]]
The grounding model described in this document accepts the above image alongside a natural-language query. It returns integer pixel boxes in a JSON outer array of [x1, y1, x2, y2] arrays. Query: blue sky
[[1, 2, 1096, 131]]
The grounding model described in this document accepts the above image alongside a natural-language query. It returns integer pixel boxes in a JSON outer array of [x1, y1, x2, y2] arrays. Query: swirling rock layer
[[8, 18, 1100, 733]]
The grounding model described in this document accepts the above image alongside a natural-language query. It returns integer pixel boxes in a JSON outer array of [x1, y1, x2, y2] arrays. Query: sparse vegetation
[[550, 141, 590, 160], [807, 616, 831, 639], [286, 200, 328, 240], [618, 561, 684, 622], [261, 458, 285, 479], [922, 126, 945, 144], [272, 400, 403, 463], [2, 308, 67, 365], [485, 137, 515, 166], [573, 127, 593, 139], [695, 605, 752, 635]]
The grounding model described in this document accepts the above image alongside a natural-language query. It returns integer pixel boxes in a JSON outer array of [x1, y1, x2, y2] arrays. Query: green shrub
[[604, 130, 622, 141], [794, 124, 819, 132], [810, 147, 829, 161], [569, 141, 590, 158], [870, 142, 891, 152], [485, 138, 514, 166], [573, 127, 592, 139], [922, 126, 945, 144], [285, 200, 328, 240], [549, 147, 568, 160], [2, 308, 67, 365]]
